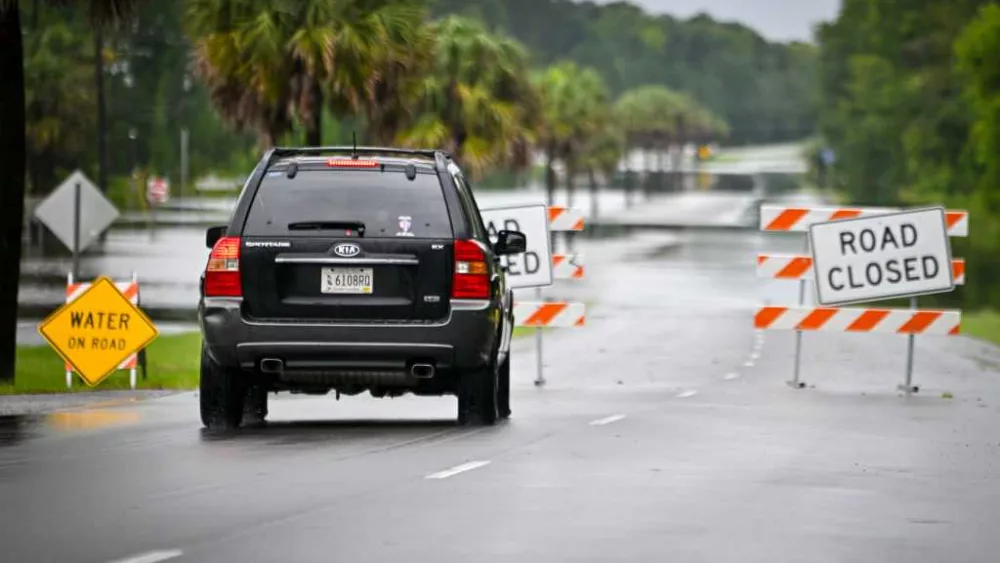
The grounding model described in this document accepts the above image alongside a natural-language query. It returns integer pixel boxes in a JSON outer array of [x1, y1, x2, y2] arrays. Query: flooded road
[[3, 182, 1000, 562]]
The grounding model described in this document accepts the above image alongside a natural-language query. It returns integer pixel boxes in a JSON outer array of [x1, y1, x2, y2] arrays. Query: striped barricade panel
[[65, 281, 140, 370], [759, 206, 968, 237], [754, 306, 961, 335], [514, 302, 586, 327], [547, 206, 585, 231], [756, 254, 966, 285], [552, 254, 584, 280]]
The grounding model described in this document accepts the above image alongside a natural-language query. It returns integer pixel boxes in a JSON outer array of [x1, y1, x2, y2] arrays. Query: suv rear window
[[243, 169, 454, 239]]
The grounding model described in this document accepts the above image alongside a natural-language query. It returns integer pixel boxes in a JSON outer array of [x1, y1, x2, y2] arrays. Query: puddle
[[46, 409, 141, 432]]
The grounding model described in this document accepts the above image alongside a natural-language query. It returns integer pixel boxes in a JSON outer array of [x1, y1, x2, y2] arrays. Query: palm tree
[[534, 61, 610, 208], [396, 16, 539, 180], [187, 0, 426, 148], [330, 1, 432, 146], [614, 86, 727, 195], [0, 0, 144, 383], [579, 120, 625, 222], [186, 0, 294, 147]]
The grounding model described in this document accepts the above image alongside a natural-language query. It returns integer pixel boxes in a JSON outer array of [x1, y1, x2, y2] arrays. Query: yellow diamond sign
[[38, 276, 159, 387]]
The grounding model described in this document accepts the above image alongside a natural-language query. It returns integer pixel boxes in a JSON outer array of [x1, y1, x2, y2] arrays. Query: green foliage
[[396, 15, 539, 179], [427, 0, 818, 144], [817, 0, 1000, 310], [5, 332, 202, 394], [22, 3, 97, 196]]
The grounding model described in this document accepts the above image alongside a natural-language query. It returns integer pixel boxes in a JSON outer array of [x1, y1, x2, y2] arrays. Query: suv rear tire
[[458, 360, 499, 426], [200, 344, 246, 430]]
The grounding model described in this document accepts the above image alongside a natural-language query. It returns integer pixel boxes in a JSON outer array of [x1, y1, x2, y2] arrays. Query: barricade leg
[[533, 287, 545, 387], [788, 237, 809, 389], [899, 296, 920, 395]]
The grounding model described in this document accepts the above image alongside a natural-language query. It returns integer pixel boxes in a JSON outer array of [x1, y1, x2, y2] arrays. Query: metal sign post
[[72, 182, 81, 281], [34, 170, 119, 255], [789, 235, 809, 389], [534, 287, 545, 386], [900, 295, 919, 395]]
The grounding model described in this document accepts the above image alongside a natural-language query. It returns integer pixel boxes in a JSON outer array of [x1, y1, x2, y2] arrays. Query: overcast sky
[[588, 0, 842, 43]]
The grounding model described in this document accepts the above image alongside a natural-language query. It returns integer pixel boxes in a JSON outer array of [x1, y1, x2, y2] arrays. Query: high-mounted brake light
[[204, 236, 242, 297], [452, 240, 490, 300], [327, 158, 378, 168]]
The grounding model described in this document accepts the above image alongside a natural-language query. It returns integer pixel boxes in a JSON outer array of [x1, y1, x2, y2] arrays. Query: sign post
[[40, 276, 159, 388], [34, 170, 120, 257], [808, 207, 955, 394], [72, 181, 81, 280]]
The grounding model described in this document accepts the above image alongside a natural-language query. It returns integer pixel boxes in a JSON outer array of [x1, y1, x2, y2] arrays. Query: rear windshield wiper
[[288, 220, 366, 234]]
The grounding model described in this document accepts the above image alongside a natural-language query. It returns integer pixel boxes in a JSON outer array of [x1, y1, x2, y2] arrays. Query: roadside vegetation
[[812, 0, 1000, 329], [4, 333, 202, 394]]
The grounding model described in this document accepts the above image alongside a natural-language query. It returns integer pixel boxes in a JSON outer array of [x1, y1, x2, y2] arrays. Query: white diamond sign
[[34, 170, 120, 252]]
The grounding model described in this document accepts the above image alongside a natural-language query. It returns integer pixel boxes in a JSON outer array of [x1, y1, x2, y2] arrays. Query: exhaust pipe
[[260, 358, 284, 374], [410, 363, 435, 379]]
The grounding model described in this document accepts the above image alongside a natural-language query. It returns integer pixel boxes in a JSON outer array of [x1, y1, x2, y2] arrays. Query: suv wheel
[[200, 344, 246, 430], [498, 355, 511, 419], [458, 360, 499, 426]]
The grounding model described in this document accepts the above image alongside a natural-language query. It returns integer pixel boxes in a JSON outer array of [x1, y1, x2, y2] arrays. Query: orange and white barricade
[[517, 207, 587, 385], [760, 205, 968, 237], [64, 272, 140, 390], [552, 254, 585, 280], [514, 302, 586, 328], [756, 205, 968, 393], [547, 206, 585, 231], [754, 306, 961, 335]]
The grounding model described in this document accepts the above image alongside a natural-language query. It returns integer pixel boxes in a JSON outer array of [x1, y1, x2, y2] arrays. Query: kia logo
[[333, 243, 361, 258]]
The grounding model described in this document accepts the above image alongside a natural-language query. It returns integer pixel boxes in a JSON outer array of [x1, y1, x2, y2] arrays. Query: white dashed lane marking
[[724, 372, 740, 380], [425, 461, 491, 480], [676, 390, 698, 398], [106, 550, 182, 563], [590, 414, 626, 426]]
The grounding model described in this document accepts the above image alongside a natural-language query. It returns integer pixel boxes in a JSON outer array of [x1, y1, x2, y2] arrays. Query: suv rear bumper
[[198, 298, 499, 375]]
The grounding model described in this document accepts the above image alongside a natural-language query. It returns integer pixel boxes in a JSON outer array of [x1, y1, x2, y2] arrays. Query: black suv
[[198, 147, 526, 430]]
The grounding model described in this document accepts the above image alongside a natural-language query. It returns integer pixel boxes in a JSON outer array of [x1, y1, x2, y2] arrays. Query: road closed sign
[[38, 277, 159, 386], [809, 207, 955, 306], [480, 203, 553, 289]]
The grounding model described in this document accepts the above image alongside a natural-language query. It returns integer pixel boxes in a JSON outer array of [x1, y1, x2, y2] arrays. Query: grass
[[2, 332, 203, 395], [3, 327, 543, 395], [962, 310, 1000, 347]]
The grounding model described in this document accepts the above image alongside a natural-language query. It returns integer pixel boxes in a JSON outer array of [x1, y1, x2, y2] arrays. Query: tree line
[[816, 0, 1000, 310], [12, 0, 816, 201]]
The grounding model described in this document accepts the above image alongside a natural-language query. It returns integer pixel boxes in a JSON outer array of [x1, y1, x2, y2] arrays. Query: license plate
[[321, 268, 373, 294]]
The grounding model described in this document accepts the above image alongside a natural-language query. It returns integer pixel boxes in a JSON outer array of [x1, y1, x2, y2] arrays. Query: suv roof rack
[[268, 146, 455, 171]]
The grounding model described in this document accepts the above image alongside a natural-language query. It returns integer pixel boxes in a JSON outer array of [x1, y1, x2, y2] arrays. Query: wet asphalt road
[[3, 195, 1000, 562]]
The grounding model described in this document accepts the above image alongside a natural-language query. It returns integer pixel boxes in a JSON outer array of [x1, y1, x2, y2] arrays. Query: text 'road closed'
[[809, 208, 955, 306]]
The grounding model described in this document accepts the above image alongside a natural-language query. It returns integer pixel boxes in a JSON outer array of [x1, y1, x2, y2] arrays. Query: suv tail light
[[452, 239, 490, 299], [205, 236, 242, 297]]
